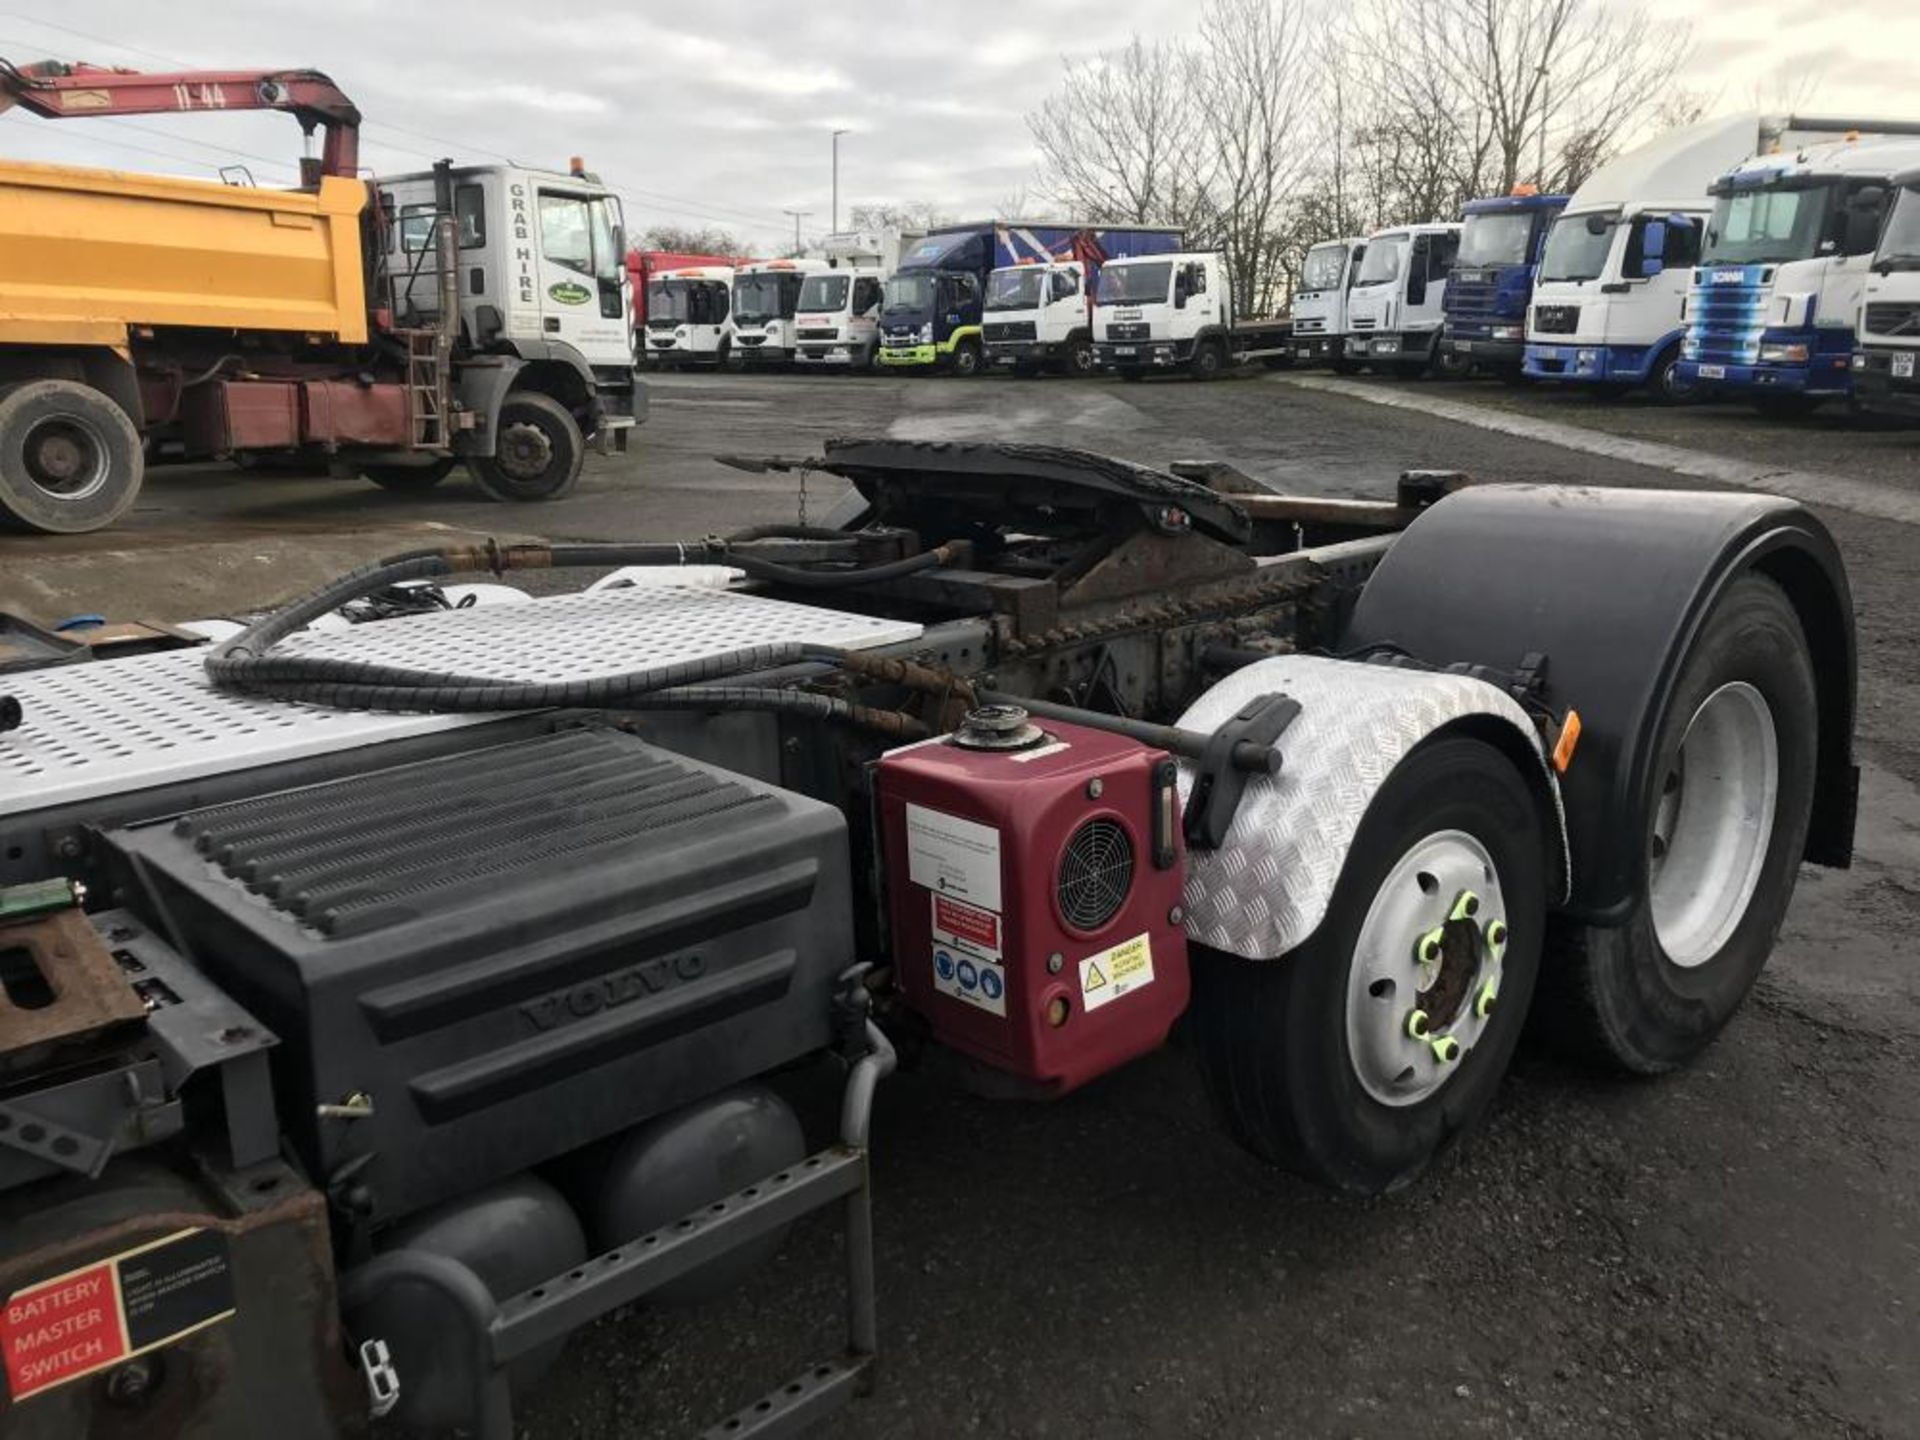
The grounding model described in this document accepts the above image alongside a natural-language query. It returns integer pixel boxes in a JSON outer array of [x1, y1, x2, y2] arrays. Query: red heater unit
[[876, 710, 1191, 1092]]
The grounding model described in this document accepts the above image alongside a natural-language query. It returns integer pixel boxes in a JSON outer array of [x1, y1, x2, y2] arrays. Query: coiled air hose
[[204, 538, 957, 734]]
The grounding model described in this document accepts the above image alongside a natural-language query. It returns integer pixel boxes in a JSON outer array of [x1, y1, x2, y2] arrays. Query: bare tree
[[849, 201, 952, 233], [640, 224, 742, 255], [1025, 36, 1217, 237]]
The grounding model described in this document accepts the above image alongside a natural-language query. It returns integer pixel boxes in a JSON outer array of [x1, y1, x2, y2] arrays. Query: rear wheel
[[950, 339, 983, 378], [1193, 736, 1548, 1194], [364, 457, 459, 493], [467, 391, 584, 503], [0, 379, 144, 534], [1535, 574, 1817, 1073]]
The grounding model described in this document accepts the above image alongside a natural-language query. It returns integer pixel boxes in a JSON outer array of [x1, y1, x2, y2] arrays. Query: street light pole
[[832, 128, 849, 232], [783, 208, 811, 256]]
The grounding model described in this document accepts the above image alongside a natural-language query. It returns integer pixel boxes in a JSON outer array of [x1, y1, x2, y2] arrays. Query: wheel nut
[[1487, 919, 1508, 948], [1474, 981, 1498, 1019], [1430, 1036, 1461, 1063], [1417, 928, 1444, 964], [1451, 890, 1480, 921], [1405, 1008, 1431, 1040]]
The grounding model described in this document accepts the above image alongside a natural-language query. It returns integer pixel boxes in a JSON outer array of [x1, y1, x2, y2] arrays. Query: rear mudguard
[[1340, 484, 1856, 925], [1174, 653, 1567, 960]]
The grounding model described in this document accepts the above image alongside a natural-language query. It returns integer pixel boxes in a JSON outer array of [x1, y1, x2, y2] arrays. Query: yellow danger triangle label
[[1083, 961, 1108, 990]]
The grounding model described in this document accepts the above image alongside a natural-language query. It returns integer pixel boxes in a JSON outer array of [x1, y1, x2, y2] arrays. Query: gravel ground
[[7, 366, 1915, 1438]]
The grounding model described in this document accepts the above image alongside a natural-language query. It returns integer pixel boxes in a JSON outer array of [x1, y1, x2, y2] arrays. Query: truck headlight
[[915, 324, 932, 344], [1759, 342, 1810, 364], [1682, 336, 1699, 359], [1490, 325, 1521, 341]]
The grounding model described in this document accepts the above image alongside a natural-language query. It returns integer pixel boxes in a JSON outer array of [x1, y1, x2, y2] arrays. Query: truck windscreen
[[1300, 245, 1348, 291], [1539, 212, 1618, 282], [647, 280, 689, 322], [1877, 187, 1920, 269], [1457, 211, 1534, 267], [1095, 262, 1171, 306], [649, 279, 726, 324], [799, 274, 850, 311], [883, 272, 935, 312], [735, 273, 802, 323], [1355, 239, 1406, 285], [986, 270, 1044, 310], [1703, 185, 1834, 266]]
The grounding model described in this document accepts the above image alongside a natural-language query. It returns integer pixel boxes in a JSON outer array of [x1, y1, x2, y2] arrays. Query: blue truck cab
[[879, 227, 997, 375], [1678, 133, 1920, 412], [1441, 189, 1567, 373]]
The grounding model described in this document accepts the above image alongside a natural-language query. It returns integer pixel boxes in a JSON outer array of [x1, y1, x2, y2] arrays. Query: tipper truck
[[1441, 190, 1568, 376], [1288, 236, 1367, 369], [1523, 114, 1877, 398], [980, 225, 1184, 376], [1852, 166, 1920, 417], [1679, 129, 1920, 413], [1091, 251, 1295, 378], [0, 58, 643, 533], [0, 437, 1856, 1437]]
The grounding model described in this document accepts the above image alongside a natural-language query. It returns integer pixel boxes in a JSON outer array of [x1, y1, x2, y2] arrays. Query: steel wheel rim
[[1344, 829, 1508, 1108], [497, 421, 554, 481], [1648, 681, 1778, 968], [24, 413, 110, 501]]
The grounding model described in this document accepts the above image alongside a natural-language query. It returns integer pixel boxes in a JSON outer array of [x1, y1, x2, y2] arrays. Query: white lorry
[[1290, 236, 1367, 369], [1342, 223, 1462, 375], [1854, 165, 1920, 417], [643, 264, 737, 369], [1090, 251, 1294, 379], [1680, 130, 1920, 413], [793, 231, 913, 371], [981, 224, 1185, 376], [730, 257, 834, 368], [1523, 114, 1874, 398]]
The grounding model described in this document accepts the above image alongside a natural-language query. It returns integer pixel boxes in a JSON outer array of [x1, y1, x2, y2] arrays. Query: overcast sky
[[1, 1, 1914, 252]]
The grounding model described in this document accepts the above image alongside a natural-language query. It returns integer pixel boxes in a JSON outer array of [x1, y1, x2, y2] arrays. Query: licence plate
[[1894, 353, 1916, 379], [1296, 347, 1313, 359], [1372, 339, 1399, 354], [1114, 345, 1137, 356], [1454, 340, 1474, 353], [1698, 364, 1726, 380]]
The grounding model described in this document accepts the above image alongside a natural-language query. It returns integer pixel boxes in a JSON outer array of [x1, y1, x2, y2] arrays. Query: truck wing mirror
[[1585, 215, 1610, 236], [1639, 221, 1667, 277]]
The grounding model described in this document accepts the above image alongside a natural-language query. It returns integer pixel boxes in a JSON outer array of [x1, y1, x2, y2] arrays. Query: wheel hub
[[1345, 831, 1509, 1107], [497, 421, 554, 481], [24, 415, 109, 500]]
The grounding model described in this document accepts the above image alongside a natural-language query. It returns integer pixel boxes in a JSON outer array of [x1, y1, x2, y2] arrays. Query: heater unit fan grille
[[1057, 818, 1135, 931]]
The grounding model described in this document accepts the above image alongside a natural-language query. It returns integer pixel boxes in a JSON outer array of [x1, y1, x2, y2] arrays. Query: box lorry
[[1343, 223, 1462, 375], [980, 225, 1184, 376], [641, 264, 739, 369], [1288, 236, 1367, 369], [0, 437, 1857, 1438], [792, 230, 917, 371], [0, 58, 642, 533], [1522, 114, 1876, 398], [1091, 251, 1295, 378], [1678, 130, 1920, 413], [1440, 190, 1568, 376], [1852, 166, 1920, 417]]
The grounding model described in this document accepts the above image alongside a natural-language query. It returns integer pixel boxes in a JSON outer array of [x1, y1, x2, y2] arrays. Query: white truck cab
[[1091, 251, 1293, 379], [1854, 166, 1920, 417], [1290, 237, 1367, 368], [380, 161, 641, 432], [1342, 223, 1461, 374], [643, 265, 736, 368], [1523, 114, 1868, 397], [984, 260, 1093, 374], [730, 258, 834, 368], [794, 231, 912, 370]]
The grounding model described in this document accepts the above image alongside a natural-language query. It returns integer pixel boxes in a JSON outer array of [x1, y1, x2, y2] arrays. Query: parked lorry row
[[1296, 113, 1920, 422]]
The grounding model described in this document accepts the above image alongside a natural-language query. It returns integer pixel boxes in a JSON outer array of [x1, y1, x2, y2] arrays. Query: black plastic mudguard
[[1341, 484, 1856, 925]]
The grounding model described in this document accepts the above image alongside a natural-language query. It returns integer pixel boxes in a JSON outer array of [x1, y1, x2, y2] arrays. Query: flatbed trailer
[[0, 442, 1856, 1437]]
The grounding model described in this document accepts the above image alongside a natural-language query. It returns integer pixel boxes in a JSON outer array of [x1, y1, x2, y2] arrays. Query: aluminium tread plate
[[1, 586, 921, 816]]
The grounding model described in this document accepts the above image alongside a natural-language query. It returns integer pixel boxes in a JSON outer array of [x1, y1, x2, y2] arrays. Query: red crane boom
[[0, 57, 362, 181]]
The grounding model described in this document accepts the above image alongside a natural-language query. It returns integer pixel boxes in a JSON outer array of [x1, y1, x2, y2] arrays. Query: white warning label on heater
[[904, 803, 1002, 912], [1079, 933, 1154, 1011]]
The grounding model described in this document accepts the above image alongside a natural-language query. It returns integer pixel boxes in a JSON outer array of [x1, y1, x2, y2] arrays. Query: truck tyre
[[0, 379, 144, 534], [1650, 344, 1692, 405], [364, 457, 459, 493], [950, 338, 983, 378], [1064, 336, 1095, 377], [468, 391, 584, 503], [1192, 735, 1548, 1195], [1436, 348, 1473, 380], [1534, 574, 1817, 1074], [1752, 392, 1825, 419], [1190, 339, 1226, 380], [1330, 355, 1361, 376]]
